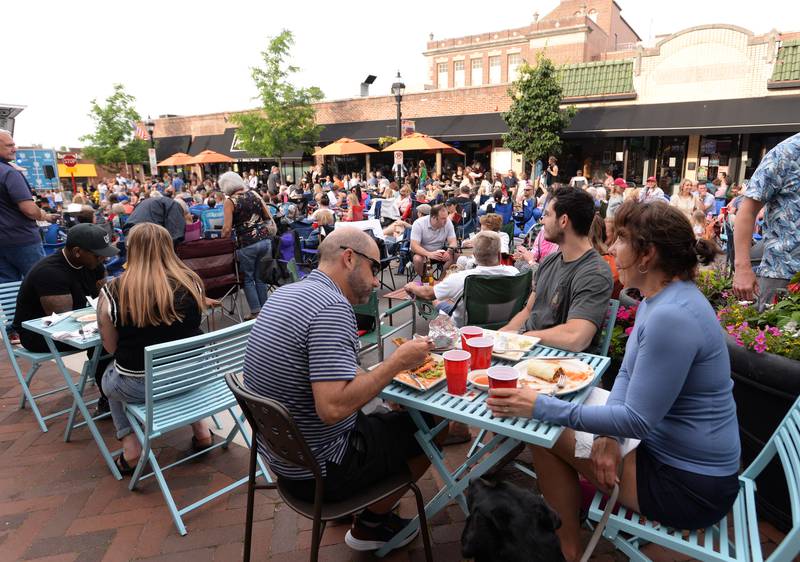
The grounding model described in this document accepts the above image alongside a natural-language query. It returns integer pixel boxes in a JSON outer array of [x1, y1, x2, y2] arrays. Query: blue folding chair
[[124, 321, 271, 535], [493, 202, 514, 224], [586, 394, 800, 561], [0, 282, 82, 432]]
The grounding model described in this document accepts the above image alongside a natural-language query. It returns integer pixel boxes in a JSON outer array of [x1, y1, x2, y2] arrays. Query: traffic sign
[[394, 151, 403, 165], [63, 153, 77, 167]]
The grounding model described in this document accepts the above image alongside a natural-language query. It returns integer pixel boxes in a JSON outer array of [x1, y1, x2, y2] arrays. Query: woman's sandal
[[191, 433, 215, 453], [115, 454, 139, 476]]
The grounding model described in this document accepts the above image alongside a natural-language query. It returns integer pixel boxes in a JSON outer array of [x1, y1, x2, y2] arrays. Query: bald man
[[243, 227, 441, 553], [0, 129, 59, 283]]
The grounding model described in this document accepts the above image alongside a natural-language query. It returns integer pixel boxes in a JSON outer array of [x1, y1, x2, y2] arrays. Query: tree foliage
[[80, 83, 148, 168], [502, 55, 576, 166], [231, 30, 324, 164]]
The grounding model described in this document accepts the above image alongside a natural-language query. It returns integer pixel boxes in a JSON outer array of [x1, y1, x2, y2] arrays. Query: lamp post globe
[[391, 71, 406, 181]]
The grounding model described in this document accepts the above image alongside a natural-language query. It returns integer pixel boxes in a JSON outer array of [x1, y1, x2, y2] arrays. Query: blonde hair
[[316, 209, 335, 226], [347, 192, 359, 207], [116, 223, 205, 327]]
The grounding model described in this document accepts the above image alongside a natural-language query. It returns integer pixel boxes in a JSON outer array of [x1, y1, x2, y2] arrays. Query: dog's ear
[[535, 500, 562, 531]]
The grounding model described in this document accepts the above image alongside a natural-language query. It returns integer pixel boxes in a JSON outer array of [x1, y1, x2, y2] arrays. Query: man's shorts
[[279, 410, 430, 503]]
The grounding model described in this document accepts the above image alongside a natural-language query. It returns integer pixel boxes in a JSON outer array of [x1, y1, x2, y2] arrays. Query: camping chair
[[455, 270, 533, 330], [225, 374, 433, 562], [124, 321, 270, 535], [0, 281, 81, 432], [176, 238, 242, 325], [493, 202, 514, 224], [41, 224, 66, 255], [353, 289, 415, 362], [586, 394, 800, 562], [200, 207, 225, 238]]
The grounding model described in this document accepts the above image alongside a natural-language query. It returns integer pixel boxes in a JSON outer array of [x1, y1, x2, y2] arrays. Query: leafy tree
[[80, 83, 148, 169], [231, 30, 324, 166], [502, 55, 576, 169]]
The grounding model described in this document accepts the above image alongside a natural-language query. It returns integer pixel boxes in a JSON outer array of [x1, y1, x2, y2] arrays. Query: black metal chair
[[225, 374, 433, 562]]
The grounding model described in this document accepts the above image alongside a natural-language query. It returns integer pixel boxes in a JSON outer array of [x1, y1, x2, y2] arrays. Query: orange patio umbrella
[[157, 152, 194, 167], [187, 150, 235, 165], [381, 133, 465, 156], [313, 137, 378, 156]]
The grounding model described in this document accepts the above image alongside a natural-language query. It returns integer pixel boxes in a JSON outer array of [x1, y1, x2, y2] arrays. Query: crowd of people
[[1, 123, 799, 560]]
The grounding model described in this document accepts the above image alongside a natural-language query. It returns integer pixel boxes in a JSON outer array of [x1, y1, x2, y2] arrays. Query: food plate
[[514, 358, 595, 396], [467, 369, 490, 390], [76, 314, 97, 323], [393, 354, 447, 391], [480, 329, 541, 361]]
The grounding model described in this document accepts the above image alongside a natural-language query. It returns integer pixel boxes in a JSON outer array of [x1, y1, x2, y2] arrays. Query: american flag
[[132, 121, 150, 141]]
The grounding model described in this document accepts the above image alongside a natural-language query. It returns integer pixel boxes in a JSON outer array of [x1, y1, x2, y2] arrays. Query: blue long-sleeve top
[[533, 280, 741, 476]]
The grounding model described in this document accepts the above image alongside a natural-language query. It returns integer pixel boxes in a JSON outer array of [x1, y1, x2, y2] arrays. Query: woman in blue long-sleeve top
[[488, 200, 741, 562]]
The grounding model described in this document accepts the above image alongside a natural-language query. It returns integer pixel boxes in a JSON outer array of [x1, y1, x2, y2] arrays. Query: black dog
[[461, 478, 565, 562]]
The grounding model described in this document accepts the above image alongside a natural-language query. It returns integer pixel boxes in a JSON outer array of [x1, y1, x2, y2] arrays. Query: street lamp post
[[145, 116, 156, 179], [391, 71, 405, 181]]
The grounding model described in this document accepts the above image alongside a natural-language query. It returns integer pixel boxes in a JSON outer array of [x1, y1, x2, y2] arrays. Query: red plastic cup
[[487, 365, 519, 389], [460, 326, 483, 349], [443, 350, 471, 395], [467, 336, 494, 370]]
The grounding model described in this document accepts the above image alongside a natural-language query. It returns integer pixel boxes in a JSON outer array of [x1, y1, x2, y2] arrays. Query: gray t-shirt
[[410, 215, 456, 252], [524, 249, 613, 351]]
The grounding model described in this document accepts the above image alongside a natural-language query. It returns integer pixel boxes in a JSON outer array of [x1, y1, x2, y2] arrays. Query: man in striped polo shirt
[[243, 227, 439, 553]]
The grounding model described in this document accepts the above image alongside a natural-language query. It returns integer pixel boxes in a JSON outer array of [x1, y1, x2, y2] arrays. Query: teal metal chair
[[458, 270, 533, 330], [123, 320, 271, 535], [353, 289, 416, 362], [0, 281, 81, 433], [587, 394, 800, 561]]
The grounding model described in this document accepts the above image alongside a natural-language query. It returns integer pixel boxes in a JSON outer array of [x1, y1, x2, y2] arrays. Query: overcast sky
[[6, 0, 799, 147]]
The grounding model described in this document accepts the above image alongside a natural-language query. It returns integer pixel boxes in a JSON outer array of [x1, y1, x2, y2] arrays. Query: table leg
[[44, 338, 122, 480], [64, 346, 100, 442], [375, 411, 522, 557]]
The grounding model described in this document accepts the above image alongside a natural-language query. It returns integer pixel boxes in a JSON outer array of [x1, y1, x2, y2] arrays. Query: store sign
[[401, 120, 415, 137], [394, 151, 404, 165]]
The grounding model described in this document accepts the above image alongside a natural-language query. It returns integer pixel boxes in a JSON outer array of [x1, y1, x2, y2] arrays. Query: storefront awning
[[57, 163, 97, 177], [189, 128, 306, 160], [319, 113, 506, 144], [564, 96, 800, 137], [155, 135, 191, 160]]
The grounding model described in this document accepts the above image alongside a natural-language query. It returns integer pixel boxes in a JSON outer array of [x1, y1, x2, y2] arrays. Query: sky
[[5, 0, 800, 148]]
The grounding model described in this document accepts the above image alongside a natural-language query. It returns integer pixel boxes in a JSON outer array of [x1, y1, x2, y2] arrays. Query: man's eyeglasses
[[340, 246, 381, 277]]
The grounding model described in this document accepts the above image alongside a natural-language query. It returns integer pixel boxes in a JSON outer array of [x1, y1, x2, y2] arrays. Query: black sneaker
[[344, 510, 419, 552], [92, 396, 110, 417]]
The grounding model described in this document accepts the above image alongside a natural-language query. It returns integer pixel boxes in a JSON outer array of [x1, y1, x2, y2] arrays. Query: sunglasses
[[340, 246, 381, 277]]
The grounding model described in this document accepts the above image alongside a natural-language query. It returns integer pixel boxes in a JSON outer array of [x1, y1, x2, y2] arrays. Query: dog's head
[[461, 478, 563, 562]]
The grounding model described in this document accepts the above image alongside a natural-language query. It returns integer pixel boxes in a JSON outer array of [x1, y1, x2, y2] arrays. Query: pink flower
[[754, 342, 767, 353], [768, 326, 781, 336], [725, 325, 736, 333], [624, 327, 633, 336], [735, 337, 744, 346], [755, 330, 766, 344]]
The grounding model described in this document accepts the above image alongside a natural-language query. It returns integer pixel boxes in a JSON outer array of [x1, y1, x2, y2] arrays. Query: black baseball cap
[[66, 224, 119, 257]]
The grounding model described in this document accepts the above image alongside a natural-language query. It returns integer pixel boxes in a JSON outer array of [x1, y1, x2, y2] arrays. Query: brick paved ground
[[0, 282, 787, 561]]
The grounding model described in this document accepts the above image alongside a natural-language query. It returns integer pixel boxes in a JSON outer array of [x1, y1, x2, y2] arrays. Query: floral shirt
[[230, 189, 273, 249], [743, 132, 800, 280]]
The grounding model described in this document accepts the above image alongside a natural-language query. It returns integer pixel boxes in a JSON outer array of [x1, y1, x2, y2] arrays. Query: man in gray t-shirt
[[410, 204, 457, 277], [502, 187, 612, 352]]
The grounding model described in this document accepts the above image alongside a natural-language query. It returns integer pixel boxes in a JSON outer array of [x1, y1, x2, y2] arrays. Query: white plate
[[514, 358, 595, 396], [467, 369, 490, 390], [480, 329, 541, 361], [76, 314, 97, 323]]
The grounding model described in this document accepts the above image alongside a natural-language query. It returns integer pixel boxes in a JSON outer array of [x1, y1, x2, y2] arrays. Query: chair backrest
[[0, 281, 22, 338], [351, 289, 379, 325], [200, 208, 225, 232], [462, 270, 533, 330], [494, 203, 514, 224], [143, 320, 254, 431], [500, 221, 515, 255], [373, 199, 382, 219], [176, 238, 240, 299], [740, 394, 800, 562], [225, 373, 322, 481], [596, 299, 619, 357]]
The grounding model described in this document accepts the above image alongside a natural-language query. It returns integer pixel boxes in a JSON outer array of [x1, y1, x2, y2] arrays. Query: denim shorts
[[101, 364, 145, 440]]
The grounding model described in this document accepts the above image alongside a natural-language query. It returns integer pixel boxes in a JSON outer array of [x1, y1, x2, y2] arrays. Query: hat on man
[[613, 178, 628, 188], [647, 176, 657, 183], [66, 224, 119, 257], [417, 204, 432, 216]]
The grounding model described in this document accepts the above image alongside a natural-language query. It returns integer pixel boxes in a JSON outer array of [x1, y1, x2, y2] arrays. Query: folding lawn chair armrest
[[381, 299, 414, 320]]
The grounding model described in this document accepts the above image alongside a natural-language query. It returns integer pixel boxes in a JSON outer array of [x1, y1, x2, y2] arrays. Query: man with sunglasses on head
[[243, 227, 445, 554]]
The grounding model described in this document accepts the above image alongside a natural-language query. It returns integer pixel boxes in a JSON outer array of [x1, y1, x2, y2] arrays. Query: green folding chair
[[457, 270, 533, 330], [353, 289, 415, 362]]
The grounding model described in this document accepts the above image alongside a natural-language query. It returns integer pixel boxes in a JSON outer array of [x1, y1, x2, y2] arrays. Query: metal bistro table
[[22, 309, 123, 480], [375, 344, 610, 557]]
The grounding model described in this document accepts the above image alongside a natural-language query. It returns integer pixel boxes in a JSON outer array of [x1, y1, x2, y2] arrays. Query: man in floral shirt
[[733, 132, 800, 308]]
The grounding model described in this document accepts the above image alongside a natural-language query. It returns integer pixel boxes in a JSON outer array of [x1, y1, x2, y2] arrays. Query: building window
[[454, 60, 465, 88], [471, 58, 483, 85], [437, 62, 448, 89], [489, 56, 501, 84], [588, 9, 598, 23], [508, 53, 522, 82]]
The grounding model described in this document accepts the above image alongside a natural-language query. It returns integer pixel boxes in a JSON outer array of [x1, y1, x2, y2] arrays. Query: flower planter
[[727, 334, 800, 533]]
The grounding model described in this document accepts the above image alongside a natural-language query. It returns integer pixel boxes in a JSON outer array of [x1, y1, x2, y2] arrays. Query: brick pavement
[[0, 345, 786, 561]]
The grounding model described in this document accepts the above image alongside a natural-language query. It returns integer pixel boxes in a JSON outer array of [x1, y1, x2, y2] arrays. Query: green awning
[[557, 60, 635, 100], [770, 40, 800, 83]]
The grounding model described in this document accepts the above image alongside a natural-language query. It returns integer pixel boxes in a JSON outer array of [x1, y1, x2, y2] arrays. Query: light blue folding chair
[[586, 394, 800, 561], [0, 281, 82, 433], [123, 320, 271, 535]]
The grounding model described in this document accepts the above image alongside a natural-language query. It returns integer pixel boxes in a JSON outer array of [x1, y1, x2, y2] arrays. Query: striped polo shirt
[[242, 269, 359, 479]]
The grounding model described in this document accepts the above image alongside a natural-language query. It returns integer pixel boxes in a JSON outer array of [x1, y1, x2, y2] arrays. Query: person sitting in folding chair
[[409, 203, 457, 278], [456, 213, 510, 270], [98, 223, 214, 475], [243, 227, 447, 554], [486, 201, 739, 562], [500, 187, 613, 353]]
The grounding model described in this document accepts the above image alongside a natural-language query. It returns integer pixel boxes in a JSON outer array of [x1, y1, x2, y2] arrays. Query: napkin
[[42, 311, 72, 327], [86, 296, 99, 310], [574, 387, 640, 459], [52, 322, 99, 342]]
